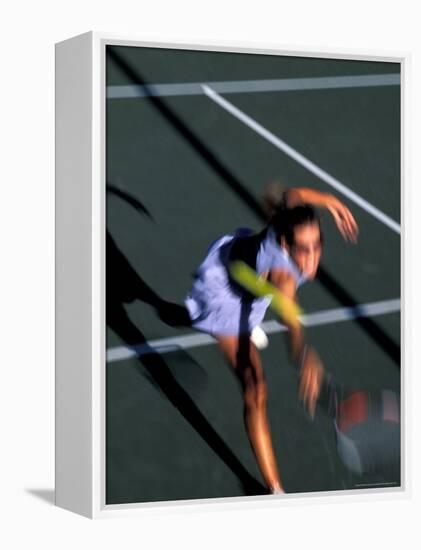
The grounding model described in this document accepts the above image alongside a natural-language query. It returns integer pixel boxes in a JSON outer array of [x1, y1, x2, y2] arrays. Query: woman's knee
[[244, 377, 268, 410]]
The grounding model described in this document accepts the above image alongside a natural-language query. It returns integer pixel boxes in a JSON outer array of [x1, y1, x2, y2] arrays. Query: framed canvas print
[[55, 32, 407, 518]]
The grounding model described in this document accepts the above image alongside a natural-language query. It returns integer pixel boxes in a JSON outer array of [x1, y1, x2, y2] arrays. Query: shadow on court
[[107, 182, 154, 220], [106, 230, 267, 502], [106, 183, 191, 327], [107, 48, 400, 368]]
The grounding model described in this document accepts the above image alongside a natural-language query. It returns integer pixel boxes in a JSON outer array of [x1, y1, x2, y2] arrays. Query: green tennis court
[[105, 46, 400, 504]]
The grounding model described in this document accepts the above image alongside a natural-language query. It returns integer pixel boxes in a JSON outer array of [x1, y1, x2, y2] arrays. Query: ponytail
[[262, 181, 287, 221]]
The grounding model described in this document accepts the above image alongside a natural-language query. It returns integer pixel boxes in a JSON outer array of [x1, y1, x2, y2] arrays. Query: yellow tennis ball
[[229, 261, 302, 327]]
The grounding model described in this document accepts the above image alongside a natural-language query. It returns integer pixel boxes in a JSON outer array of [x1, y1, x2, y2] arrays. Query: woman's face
[[286, 222, 322, 280]]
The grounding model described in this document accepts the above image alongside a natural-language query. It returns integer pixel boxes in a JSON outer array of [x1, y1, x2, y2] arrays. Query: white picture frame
[[55, 31, 408, 519]]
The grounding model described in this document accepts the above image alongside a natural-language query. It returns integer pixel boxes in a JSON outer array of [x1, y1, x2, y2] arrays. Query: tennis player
[[184, 186, 358, 494]]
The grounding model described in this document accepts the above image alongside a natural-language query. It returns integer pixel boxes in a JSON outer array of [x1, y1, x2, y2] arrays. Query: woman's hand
[[325, 196, 359, 243], [298, 347, 325, 419]]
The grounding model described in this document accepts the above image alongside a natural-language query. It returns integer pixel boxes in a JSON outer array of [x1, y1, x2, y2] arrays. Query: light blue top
[[255, 226, 307, 285], [185, 226, 307, 335]]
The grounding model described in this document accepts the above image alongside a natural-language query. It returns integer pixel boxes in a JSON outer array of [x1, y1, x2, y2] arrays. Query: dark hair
[[270, 204, 322, 247]]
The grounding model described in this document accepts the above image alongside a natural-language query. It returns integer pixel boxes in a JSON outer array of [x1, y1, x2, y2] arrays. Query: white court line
[[202, 84, 401, 235], [107, 73, 400, 99], [106, 298, 400, 363]]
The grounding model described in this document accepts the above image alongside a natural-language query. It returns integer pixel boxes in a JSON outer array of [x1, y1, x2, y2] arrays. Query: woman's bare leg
[[216, 334, 284, 493]]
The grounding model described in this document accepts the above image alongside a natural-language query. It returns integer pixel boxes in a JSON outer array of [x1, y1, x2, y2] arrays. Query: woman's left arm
[[270, 269, 325, 419]]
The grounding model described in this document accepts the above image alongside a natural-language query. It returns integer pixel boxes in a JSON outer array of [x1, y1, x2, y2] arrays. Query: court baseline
[[107, 73, 399, 99]]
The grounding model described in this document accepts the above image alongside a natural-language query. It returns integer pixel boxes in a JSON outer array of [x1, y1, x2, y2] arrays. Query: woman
[[184, 186, 358, 494]]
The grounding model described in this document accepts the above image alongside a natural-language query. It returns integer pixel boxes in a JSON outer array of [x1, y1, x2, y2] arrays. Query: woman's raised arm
[[283, 187, 359, 242]]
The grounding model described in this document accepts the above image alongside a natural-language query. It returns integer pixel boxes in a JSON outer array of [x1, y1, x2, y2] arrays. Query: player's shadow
[[107, 231, 191, 327], [106, 184, 191, 327], [107, 231, 267, 497], [107, 48, 400, 368], [107, 182, 154, 220]]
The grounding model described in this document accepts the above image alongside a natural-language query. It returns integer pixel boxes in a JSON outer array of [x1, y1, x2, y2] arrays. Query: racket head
[[333, 388, 400, 478]]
